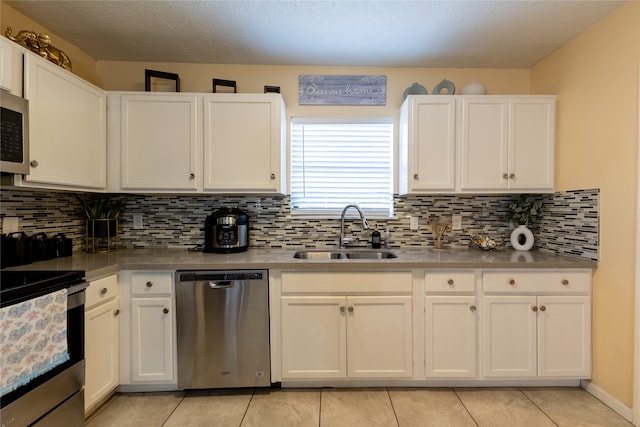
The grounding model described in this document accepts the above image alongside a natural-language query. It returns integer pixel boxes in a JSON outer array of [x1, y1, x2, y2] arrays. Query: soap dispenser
[[371, 227, 381, 249]]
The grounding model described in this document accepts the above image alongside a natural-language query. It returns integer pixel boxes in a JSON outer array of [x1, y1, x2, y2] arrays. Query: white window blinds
[[290, 117, 394, 217]]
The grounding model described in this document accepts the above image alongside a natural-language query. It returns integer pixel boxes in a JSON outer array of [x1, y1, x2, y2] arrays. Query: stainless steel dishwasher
[[175, 270, 270, 389]]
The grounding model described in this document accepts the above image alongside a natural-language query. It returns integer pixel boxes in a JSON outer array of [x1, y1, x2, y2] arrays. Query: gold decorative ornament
[[5, 27, 72, 71]]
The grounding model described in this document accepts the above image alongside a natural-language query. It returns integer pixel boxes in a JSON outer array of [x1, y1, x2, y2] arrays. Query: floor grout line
[[517, 387, 559, 427]]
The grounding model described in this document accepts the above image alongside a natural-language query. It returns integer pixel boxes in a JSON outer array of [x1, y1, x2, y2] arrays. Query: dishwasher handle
[[209, 280, 235, 289], [177, 271, 265, 283]]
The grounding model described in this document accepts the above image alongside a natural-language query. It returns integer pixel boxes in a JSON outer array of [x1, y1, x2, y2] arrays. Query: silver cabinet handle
[[146, 281, 153, 288], [469, 305, 477, 312], [100, 287, 108, 295], [113, 309, 120, 316], [30, 160, 39, 168], [163, 307, 169, 314]]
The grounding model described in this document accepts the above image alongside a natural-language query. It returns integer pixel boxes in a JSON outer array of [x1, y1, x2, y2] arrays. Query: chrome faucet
[[339, 204, 370, 248]]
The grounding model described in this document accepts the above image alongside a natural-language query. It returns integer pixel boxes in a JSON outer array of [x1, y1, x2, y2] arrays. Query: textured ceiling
[[4, 0, 625, 68]]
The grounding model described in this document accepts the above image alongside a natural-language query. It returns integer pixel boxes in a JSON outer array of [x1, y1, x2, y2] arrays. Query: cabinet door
[[347, 296, 413, 378], [85, 297, 120, 412], [483, 295, 537, 377], [537, 296, 591, 377], [0, 36, 22, 94], [131, 297, 174, 382], [403, 97, 456, 192], [425, 296, 477, 378], [23, 54, 106, 189], [508, 98, 555, 191], [120, 94, 199, 191], [460, 97, 509, 191], [281, 296, 346, 378], [203, 94, 285, 193]]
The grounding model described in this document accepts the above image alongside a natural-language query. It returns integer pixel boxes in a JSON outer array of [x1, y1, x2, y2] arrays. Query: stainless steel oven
[[0, 271, 87, 427]]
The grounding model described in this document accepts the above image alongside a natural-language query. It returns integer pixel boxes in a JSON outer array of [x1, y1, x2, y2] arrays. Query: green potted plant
[[76, 195, 124, 252], [503, 194, 543, 251]]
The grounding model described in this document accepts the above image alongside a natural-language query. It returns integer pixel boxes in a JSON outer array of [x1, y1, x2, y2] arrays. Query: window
[[290, 117, 394, 217]]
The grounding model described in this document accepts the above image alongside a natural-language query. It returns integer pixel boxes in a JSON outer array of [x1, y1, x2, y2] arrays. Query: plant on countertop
[[75, 194, 124, 219], [503, 194, 543, 225]]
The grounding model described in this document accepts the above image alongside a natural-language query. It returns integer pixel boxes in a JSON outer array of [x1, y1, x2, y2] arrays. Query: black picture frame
[[264, 85, 281, 94], [212, 79, 237, 93], [145, 69, 180, 92]]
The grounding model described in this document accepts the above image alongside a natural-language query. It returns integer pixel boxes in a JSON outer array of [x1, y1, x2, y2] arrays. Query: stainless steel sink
[[293, 249, 397, 260]]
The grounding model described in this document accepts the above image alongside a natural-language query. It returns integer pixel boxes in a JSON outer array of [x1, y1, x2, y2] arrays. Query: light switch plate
[[452, 215, 462, 230], [410, 216, 419, 230], [2, 217, 19, 234]]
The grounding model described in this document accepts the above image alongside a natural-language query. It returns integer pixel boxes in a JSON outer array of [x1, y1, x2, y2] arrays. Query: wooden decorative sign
[[299, 75, 386, 105]]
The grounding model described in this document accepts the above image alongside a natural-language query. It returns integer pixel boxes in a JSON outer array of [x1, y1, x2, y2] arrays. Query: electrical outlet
[[452, 215, 462, 230], [133, 214, 143, 229], [410, 216, 419, 230], [2, 217, 19, 234]]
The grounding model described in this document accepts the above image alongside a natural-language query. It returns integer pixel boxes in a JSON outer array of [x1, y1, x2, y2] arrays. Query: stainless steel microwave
[[1, 89, 29, 174]]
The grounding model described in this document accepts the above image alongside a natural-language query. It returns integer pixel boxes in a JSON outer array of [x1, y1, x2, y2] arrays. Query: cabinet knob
[[469, 305, 477, 312], [113, 309, 120, 316], [414, 174, 419, 180], [509, 173, 516, 179], [340, 306, 346, 313], [532, 305, 539, 312], [447, 279, 454, 286], [30, 160, 39, 168], [163, 307, 169, 314], [348, 306, 354, 313], [540, 305, 546, 312], [189, 173, 195, 180], [561, 279, 569, 286], [146, 281, 153, 288], [270, 173, 276, 180], [508, 279, 516, 286], [502, 173, 508, 179], [100, 287, 108, 295]]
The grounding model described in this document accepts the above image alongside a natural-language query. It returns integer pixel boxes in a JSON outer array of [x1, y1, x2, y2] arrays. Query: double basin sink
[[293, 249, 397, 260]]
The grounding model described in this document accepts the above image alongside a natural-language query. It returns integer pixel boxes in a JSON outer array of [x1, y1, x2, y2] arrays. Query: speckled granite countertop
[[6, 248, 597, 281]]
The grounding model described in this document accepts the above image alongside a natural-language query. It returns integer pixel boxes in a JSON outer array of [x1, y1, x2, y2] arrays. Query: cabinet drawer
[[425, 271, 475, 293], [86, 275, 119, 308], [483, 270, 591, 294], [281, 271, 412, 294], [131, 272, 173, 295]]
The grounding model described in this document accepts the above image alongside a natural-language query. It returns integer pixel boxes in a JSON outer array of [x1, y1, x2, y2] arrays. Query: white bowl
[[461, 81, 487, 95]]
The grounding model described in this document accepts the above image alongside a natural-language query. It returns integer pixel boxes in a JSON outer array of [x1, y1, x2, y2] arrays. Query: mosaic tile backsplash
[[0, 188, 599, 261]]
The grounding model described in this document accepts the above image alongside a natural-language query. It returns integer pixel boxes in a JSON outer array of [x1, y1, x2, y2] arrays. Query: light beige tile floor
[[86, 387, 633, 427]]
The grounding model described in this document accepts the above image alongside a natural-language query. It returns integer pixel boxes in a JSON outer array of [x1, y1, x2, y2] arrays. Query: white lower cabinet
[[84, 275, 120, 414], [119, 271, 176, 390], [279, 271, 413, 380], [482, 270, 591, 378]]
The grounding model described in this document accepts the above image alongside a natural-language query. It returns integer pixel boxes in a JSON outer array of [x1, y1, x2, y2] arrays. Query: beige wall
[[531, 1, 639, 407], [1, 1, 100, 84]]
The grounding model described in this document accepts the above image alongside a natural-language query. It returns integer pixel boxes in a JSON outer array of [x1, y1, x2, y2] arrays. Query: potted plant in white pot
[[76, 195, 124, 252], [503, 194, 543, 251]]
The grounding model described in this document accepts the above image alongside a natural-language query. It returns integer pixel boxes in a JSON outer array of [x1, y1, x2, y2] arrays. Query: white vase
[[510, 224, 534, 251]]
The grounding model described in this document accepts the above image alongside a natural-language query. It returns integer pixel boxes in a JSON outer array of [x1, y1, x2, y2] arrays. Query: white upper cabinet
[[203, 93, 286, 194], [399, 96, 456, 193], [0, 36, 23, 95], [108, 92, 286, 194], [399, 95, 555, 194], [113, 93, 200, 192], [18, 52, 106, 190]]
